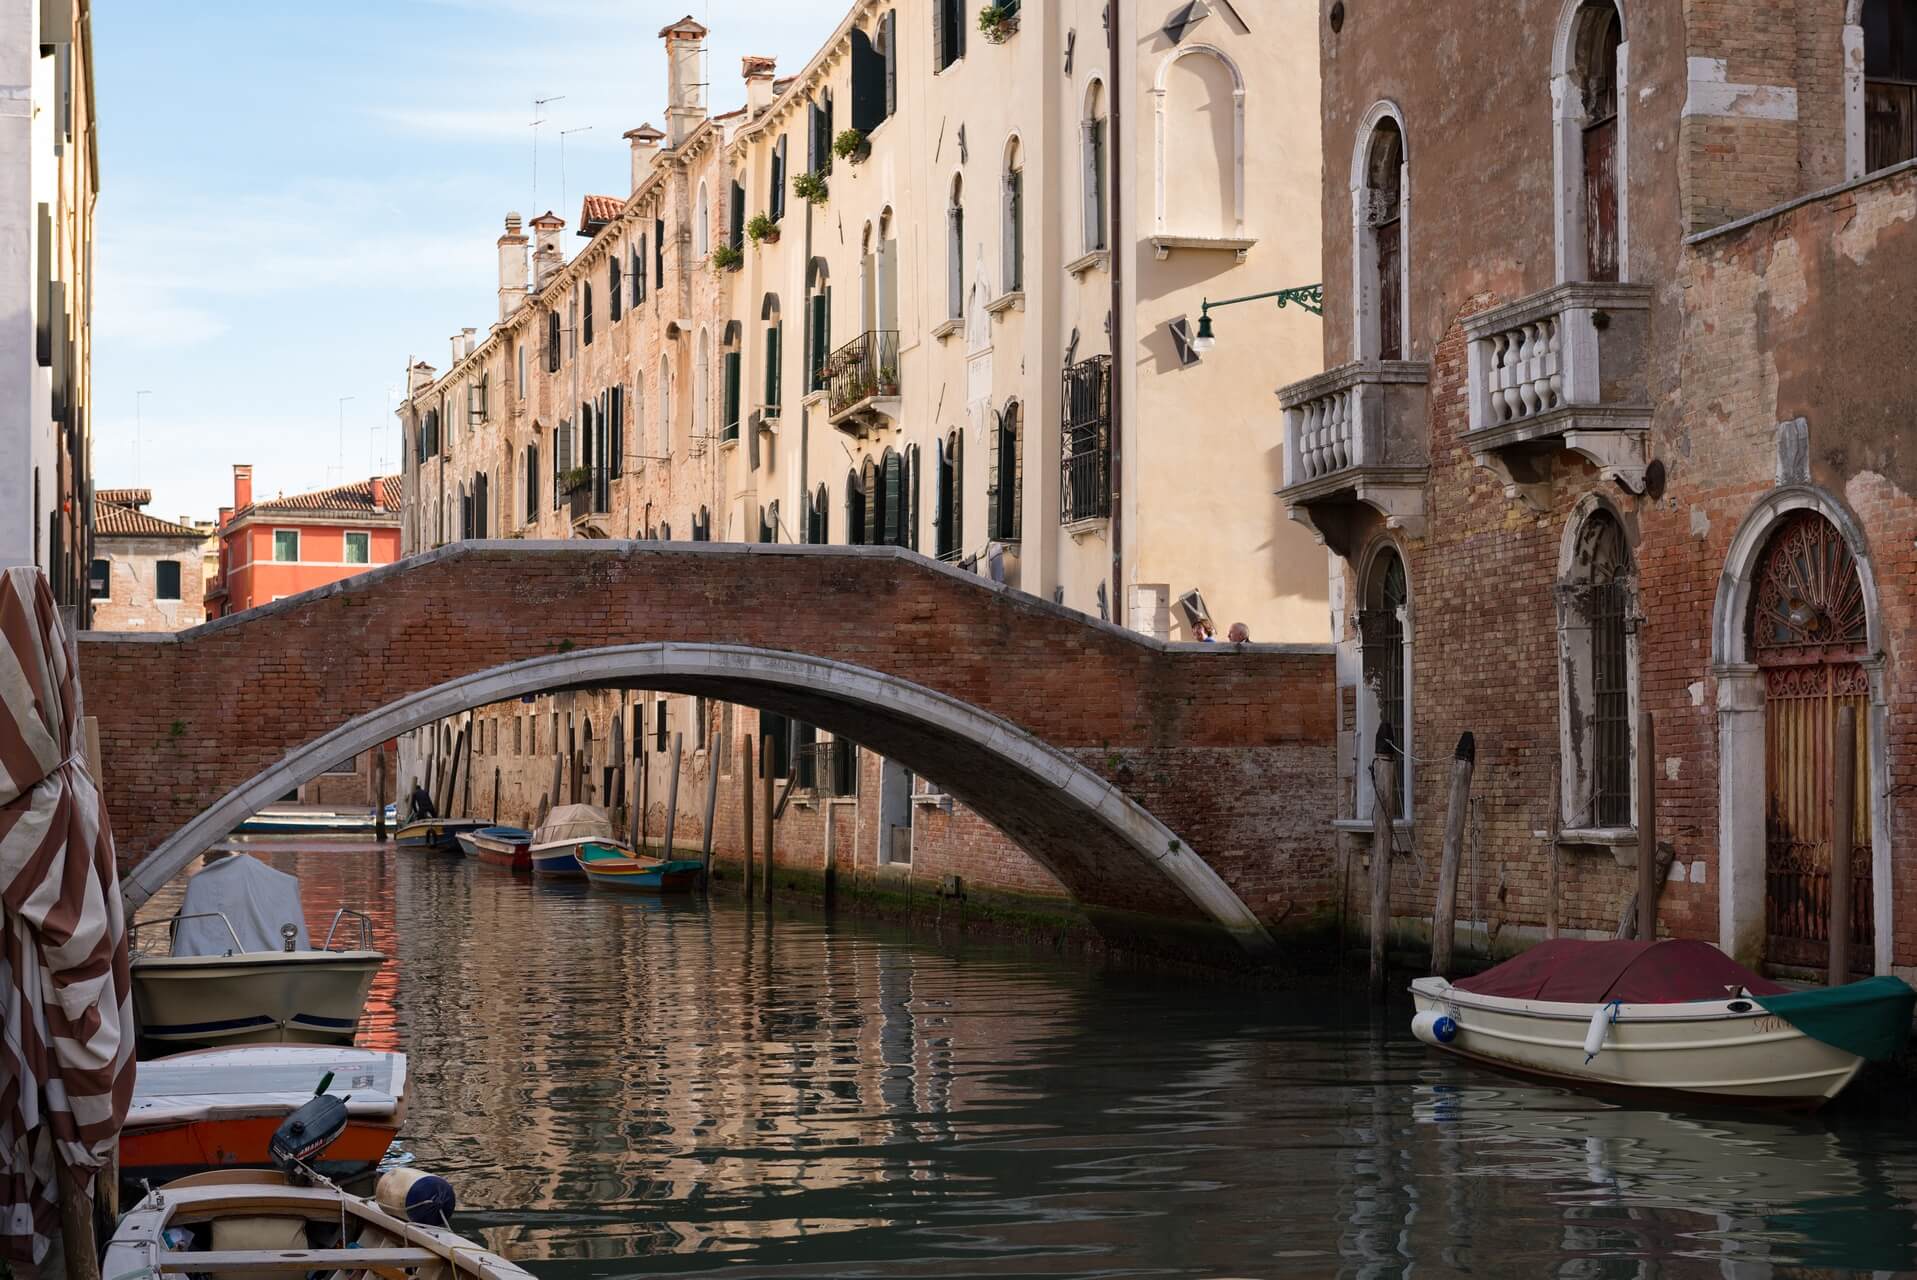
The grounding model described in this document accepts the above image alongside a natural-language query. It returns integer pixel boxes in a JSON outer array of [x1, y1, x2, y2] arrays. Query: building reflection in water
[[129, 845, 1917, 1277]]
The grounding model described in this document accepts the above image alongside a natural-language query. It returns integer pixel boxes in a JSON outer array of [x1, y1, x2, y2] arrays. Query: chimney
[[743, 57, 777, 117], [497, 212, 529, 319], [371, 477, 388, 511], [624, 124, 665, 194], [218, 505, 232, 529], [408, 360, 437, 397], [661, 17, 710, 148], [531, 211, 567, 289], [450, 334, 464, 365], [233, 464, 254, 512], [462, 326, 478, 359]]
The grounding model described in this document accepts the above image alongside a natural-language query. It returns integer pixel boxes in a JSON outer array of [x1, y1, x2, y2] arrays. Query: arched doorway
[[1749, 512, 1872, 973]]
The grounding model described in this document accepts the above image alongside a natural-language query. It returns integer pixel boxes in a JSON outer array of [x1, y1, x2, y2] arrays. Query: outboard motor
[[270, 1079, 350, 1185]]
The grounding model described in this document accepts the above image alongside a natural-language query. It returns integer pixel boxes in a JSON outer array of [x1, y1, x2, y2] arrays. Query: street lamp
[[1190, 284, 1325, 354]]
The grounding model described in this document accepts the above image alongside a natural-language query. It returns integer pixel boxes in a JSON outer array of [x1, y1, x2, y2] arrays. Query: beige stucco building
[[395, 2, 1325, 899]]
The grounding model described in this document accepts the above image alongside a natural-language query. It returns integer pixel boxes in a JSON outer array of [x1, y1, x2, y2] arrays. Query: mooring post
[[1831, 704, 1857, 986], [1432, 732, 1474, 979], [374, 750, 388, 843], [822, 797, 837, 908], [1545, 754, 1562, 940], [547, 747, 564, 823], [662, 733, 684, 858], [761, 738, 775, 907], [742, 734, 756, 900], [700, 741, 720, 890], [1637, 711, 1658, 942], [1369, 724, 1398, 1003], [443, 725, 467, 818]]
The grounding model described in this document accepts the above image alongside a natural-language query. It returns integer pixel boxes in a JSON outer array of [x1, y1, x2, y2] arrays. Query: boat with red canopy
[[1410, 939, 1914, 1108]]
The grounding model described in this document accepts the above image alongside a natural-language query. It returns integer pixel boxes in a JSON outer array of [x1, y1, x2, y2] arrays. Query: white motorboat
[[527, 803, 616, 879], [132, 853, 385, 1056], [1409, 939, 1915, 1109], [106, 1169, 534, 1280]]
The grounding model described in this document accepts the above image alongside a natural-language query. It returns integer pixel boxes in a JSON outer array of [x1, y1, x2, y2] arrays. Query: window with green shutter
[[273, 530, 300, 562], [344, 532, 370, 564], [723, 351, 742, 442]]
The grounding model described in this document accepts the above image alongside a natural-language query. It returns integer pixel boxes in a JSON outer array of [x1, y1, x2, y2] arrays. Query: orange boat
[[121, 1046, 407, 1196]]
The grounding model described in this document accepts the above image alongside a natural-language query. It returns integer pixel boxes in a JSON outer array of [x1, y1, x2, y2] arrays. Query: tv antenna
[[532, 94, 564, 211], [560, 125, 593, 221]]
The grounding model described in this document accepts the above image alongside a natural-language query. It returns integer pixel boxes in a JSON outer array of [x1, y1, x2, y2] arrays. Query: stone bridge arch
[[76, 542, 1337, 961]]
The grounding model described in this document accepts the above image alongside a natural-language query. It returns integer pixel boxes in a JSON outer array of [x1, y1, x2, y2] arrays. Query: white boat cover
[[128, 1047, 406, 1127], [534, 804, 614, 846], [172, 854, 311, 957]]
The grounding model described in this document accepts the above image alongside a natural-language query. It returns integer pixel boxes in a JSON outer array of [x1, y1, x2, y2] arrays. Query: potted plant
[[833, 127, 870, 165], [876, 365, 899, 397], [710, 243, 744, 272], [561, 466, 593, 495], [746, 212, 779, 245], [792, 169, 829, 205], [978, 3, 1018, 42]]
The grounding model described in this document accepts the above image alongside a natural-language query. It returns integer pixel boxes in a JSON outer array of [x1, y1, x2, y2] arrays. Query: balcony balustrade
[[1464, 281, 1653, 509], [827, 330, 902, 436], [1276, 360, 1429, 552], [567, 467, 612, 537]]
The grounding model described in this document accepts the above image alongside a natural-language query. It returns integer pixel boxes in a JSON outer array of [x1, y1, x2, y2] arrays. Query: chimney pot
[[233, 464, 254, 512], [371, 477, 387, 510], [743, 56, 777, 115], [498, 212, 530, 320]]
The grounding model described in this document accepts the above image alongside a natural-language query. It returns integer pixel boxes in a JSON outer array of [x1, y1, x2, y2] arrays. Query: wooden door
[[1376, 219, 1403, 362], [1751, 514, 1872, 973], [1583, 117, 1619, 282]]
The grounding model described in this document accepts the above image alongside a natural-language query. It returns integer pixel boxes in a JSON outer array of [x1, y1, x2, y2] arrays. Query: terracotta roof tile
[[243, 476, 403, 518], [579, 194, 624, 229], [96, 502, 203, 539], [96, 488, 152, 509]]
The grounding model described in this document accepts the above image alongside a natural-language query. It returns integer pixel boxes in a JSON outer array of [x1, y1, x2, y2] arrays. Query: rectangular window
[[765, 325, 782, 410], [273, 530, 300, 562], [655, 700, 668, 753], [88, 558, 109, 600], [344, 531, 370, 564], [155, 560, 182, 600], [655, 218, 666, 288], [934, 0, 965, 71], [516, 343, 526, 397], [771, 136, 788, 222], [723, 351, 742, 442], [1060, 356, 1113, 525]]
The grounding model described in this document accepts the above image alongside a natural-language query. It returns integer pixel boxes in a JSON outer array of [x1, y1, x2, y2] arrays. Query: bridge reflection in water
[[135, 845, 1917, 1277]]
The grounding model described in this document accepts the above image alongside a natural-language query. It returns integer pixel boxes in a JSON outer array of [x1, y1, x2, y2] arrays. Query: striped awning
[[0, 568, 135, 1265]]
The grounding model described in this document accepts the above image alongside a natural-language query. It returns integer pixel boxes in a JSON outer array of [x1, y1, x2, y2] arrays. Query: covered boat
[[122, 1046, 406, 1194], [464, 825, 533, 870], [578, 842, 703, 894], [1409, 939, 1915, 1108], [132, 853, 385, 1055], [528, 805, 615, 878], [233, 807, 378, 836]]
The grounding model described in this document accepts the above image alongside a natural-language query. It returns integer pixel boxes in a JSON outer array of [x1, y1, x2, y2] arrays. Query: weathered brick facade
[[1287, 0, 1917, 976]]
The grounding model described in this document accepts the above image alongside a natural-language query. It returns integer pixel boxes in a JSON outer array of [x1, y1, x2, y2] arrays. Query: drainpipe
[[1106, 0, 1124, 612]]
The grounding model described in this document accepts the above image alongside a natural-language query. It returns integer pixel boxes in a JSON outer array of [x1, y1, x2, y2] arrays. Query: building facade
[[1280, 0, 1917, 977], [206, 466, 403, 617], [89, 488, 207, 630], [0, 0, 98, 621], [395, 3, 1326, 912]]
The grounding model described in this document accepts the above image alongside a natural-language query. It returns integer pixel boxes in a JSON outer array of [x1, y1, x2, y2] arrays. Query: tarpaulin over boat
[[534, 805, 613, 846], [1755, 976, 1917, 1062], [173, 853, 311, 956], [1453, 940, 1787, 1003]]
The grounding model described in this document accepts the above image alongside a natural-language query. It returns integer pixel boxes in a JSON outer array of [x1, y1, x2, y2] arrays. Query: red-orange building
[[206, 465, 402, 618]]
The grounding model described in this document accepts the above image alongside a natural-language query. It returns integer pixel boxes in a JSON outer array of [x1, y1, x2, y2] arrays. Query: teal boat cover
[[1755, 976, 1917, 1062]]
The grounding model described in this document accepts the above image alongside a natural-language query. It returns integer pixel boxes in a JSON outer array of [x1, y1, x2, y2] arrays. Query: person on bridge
[[1194, 620, 1217, 643], [1227, 622, 1250, 644]]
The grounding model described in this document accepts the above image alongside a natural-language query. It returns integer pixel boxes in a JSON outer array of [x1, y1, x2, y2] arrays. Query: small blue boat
[[579, 843, 703, 894]]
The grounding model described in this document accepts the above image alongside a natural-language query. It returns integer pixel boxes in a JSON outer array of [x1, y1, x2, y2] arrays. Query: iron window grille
[[1059, 355, 1112, 525]]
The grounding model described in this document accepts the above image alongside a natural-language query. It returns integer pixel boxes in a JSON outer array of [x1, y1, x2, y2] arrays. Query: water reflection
[[135, 845, 1917, 1277]]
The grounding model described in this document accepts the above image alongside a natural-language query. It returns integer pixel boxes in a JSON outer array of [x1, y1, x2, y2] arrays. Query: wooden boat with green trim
[[1410, 939, 1915, 1109], [578, 842, 703, 894]]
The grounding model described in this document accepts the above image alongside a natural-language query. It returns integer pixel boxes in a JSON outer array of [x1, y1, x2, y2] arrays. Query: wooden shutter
[[933, 0, 945, 70], [949, 205, 964, 318], [986, 412, 1001, 538], [1083, 120, 1105, 253], [1004, 170, 1022, 291], [810, 291, 831, 390], [851, 29, 884, 133], [766, 325, 782, 408], [610, 257, 621, 321], [883, 11, 898, 118], [908, 445, 921, 551], [527, 444, 538, 520], [953, 431, 964, 557], [729, 180, 746, 253], [583, 283, 593, 345], [883, 453, 902, 545], [864, 464, 879, 544], [771, 136, 787, 221], [655, 217, 665, 285], [612, 387, 624, 478], [724, 351, 742, 433], [636, 241, 647, 301], [808, 101, 821, 171]]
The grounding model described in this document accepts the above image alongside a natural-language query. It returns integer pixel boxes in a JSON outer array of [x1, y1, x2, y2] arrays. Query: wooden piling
[[461, 712, 475, 815], [1545, 755, 1562, 939], [762, 739, 775, 906], [822, 800, 837, 908], [638, 745, 651, 853], [442, 725, 467, 818], [547, 749, 564, 821], [700, 745, 720, 889], [1831, 704, 1857, 986], [1431, 732, 1474, 979], [374, 750, 388, 843], [662, 733, 684, 858], [492, 768, 501, 824], [1637, 711, 1658, 942], [629, 756, 642, 852], [742, 734, 756, 899], [1369, 725, 1397, 1003], [58, 1160, 100, 1280]]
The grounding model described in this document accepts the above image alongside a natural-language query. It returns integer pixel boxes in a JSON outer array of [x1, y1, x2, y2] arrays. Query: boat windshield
[[172, 854, 312, 956]]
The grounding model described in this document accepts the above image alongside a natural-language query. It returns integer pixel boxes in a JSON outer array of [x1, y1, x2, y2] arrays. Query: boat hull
[[583, 857, 703, 894], [529, 842, 586, 878], [470, 828, 533, 871], [394, 818, 486, 851], [233, 810, 376, 836], [132, 951, 386, 1055], [1410, 976, 1866, 1108]]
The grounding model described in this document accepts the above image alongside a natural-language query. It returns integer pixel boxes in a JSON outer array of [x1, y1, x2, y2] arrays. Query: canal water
[[138, 844, 1917, 1278]]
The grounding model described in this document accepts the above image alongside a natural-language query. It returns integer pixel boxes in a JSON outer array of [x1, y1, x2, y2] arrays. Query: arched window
[[1359, 545, 1410, 819], [523, 443, 539, 524], [1154, 47, 1246, 239], [1559, 505, 1637, 832], [809, 483, 829, 544], [1002, 137, 1024, 293], [1354, 111, 1408, 362], [935, 430, 964, 560], [947, 175, 964, 320], [472, 471, 489, 539], [694, 182, 711, 257], [581, 284, 592, 347], [987, 401, 1021, 541], [721, 322, 743, 446], [1554, 1, 1626, 282], [609, 254, 623, 322], [806, 258, 832, 393], [1083, 81, 1109, 254], [1865, 0, 1917, 171], [546, 311, 561, 373], [843, 473, 866, 548], [881, 448, 905, 546], [762, 293, 783, 417]]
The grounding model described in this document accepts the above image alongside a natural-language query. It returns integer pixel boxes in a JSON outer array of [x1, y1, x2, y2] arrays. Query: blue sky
[[91, 0, 845, 522]]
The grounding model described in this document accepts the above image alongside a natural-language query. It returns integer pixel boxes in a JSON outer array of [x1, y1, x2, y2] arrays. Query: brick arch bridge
[[75, 543, 1336, 961]]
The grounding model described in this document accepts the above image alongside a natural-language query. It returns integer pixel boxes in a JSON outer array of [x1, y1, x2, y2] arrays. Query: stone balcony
[[1276, 360, 1430, 553], [1464, 282, 1654, 510]]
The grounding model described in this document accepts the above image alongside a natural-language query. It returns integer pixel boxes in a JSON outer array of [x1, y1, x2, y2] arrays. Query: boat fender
[[1583, 1000, 1623, 1063], [377, 1168, 458, 1227], [1411, 1011, 1459, 1047]]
